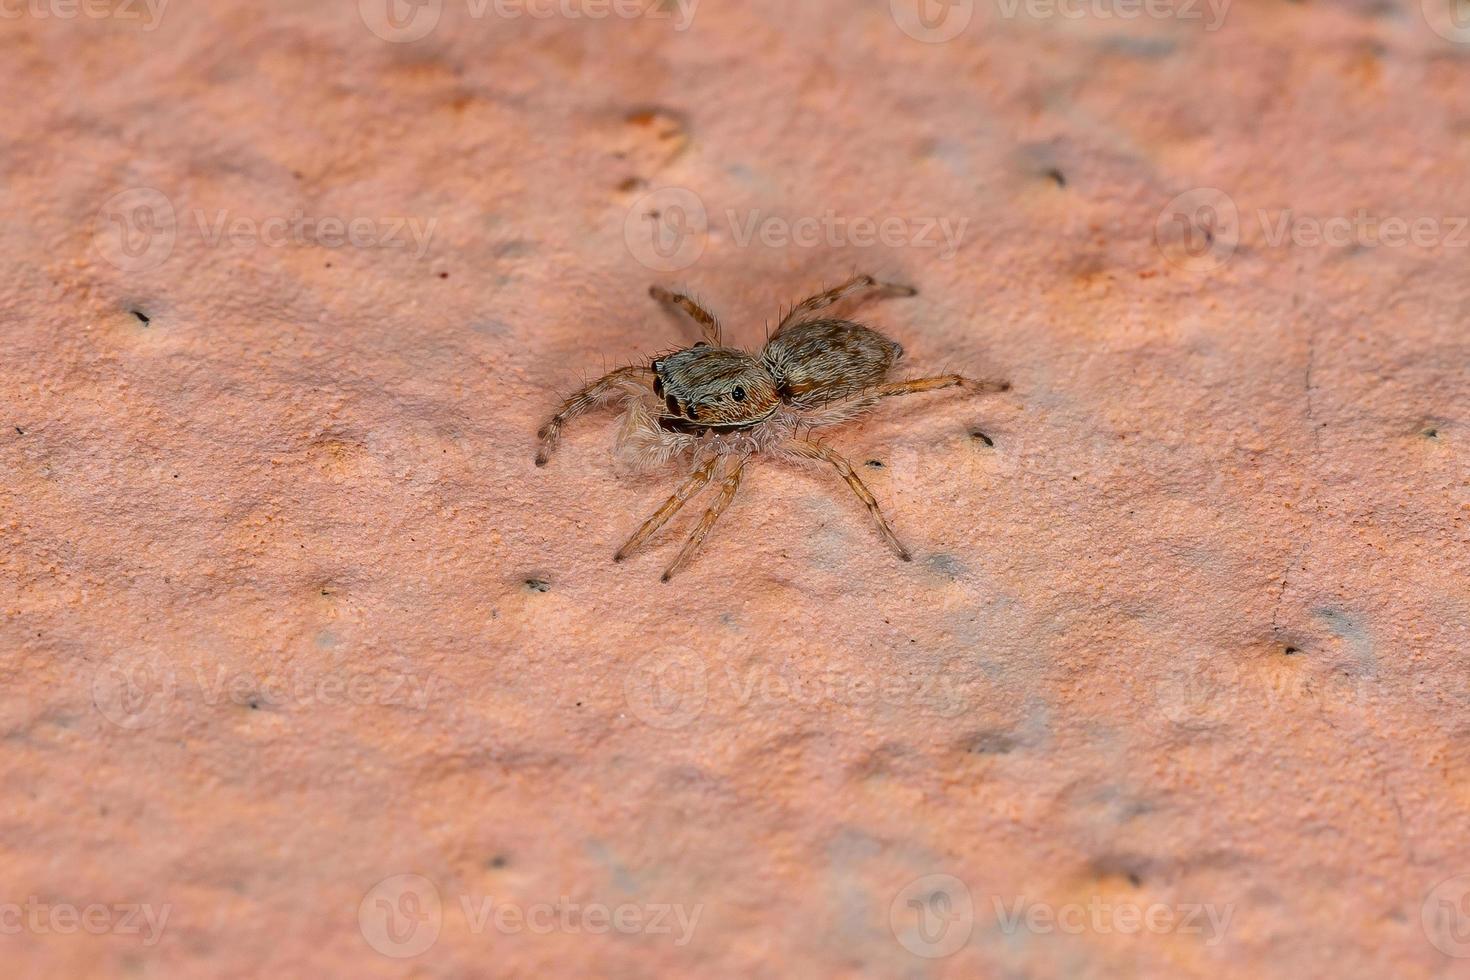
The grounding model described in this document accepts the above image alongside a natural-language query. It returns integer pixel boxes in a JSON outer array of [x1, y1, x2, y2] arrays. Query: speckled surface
[[2, 0, 1468, 976]]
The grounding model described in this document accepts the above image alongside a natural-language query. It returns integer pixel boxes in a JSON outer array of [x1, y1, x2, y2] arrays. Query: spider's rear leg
[[615, 456, 719, 562], [536, 364, 652, 466], [775, 274, 916, 334], [649, 285, 722, 346], [661, 456, 748, 582], [794, 374, 1008, 428], [781, 439, 910, 562], [868, 374, 1011, 398]]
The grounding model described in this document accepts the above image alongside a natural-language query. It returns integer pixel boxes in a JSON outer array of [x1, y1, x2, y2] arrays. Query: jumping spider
[[535, 274, 1009, 581]]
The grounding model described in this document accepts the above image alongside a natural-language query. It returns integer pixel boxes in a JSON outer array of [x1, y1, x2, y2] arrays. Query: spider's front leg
[[535, 364, 653, 466], [615, 455, 719, 562], [649, 286, 722, 346], [662, 455, 748, 582]]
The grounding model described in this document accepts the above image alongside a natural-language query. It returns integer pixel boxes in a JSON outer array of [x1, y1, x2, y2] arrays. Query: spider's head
[[651, 345, 779, 429]]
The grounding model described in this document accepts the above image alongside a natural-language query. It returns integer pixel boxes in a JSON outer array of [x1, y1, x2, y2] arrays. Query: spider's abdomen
[[760, 318, 903, 406]]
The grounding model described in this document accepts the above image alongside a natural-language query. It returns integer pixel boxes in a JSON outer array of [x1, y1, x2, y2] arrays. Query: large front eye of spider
[[731, 386, 746, 403]]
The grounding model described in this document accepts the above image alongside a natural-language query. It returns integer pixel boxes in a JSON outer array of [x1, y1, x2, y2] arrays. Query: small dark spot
[[1283, 646, 1301, 656], [1424, 428, 1439, 439], [14, 427, 23, 435], [439, 272, 449, 279], [130, 310, 150, 325], [617, 176, 645, 192], [325, 262, 333, 268], [488, 854, 508, 869], [686, 402, 699, 420], [292, 170, 303, 180], [964, 731, 1017, 755], [1044, 168, 1067, 187], [731, 386, 745, 402], [866, 459, 884, 468], [970, 431, 994, 447], [653, 377, 664, 396], [1127, 872, 1142, 888], [525, 578, 551, 593], [665, 394, 680, 415], [247, 699, 261, 711]]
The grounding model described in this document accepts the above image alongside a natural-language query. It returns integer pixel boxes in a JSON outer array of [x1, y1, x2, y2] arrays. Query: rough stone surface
[[2, 0, 1468, 976]]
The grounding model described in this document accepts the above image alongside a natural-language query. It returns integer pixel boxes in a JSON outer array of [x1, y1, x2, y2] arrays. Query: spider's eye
[[731, 386, 746, 402]]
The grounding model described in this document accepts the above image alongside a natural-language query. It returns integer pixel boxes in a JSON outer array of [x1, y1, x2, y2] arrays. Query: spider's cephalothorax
[[652, 346, 780, 432], [535, 275, 1010, 581]]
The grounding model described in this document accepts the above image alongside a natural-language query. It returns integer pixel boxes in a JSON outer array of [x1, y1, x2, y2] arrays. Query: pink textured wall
[[2, 0, 1468, 976]]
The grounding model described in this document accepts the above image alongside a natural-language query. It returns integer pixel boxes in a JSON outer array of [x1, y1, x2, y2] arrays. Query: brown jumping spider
[[535, 274, 1008, 581]]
